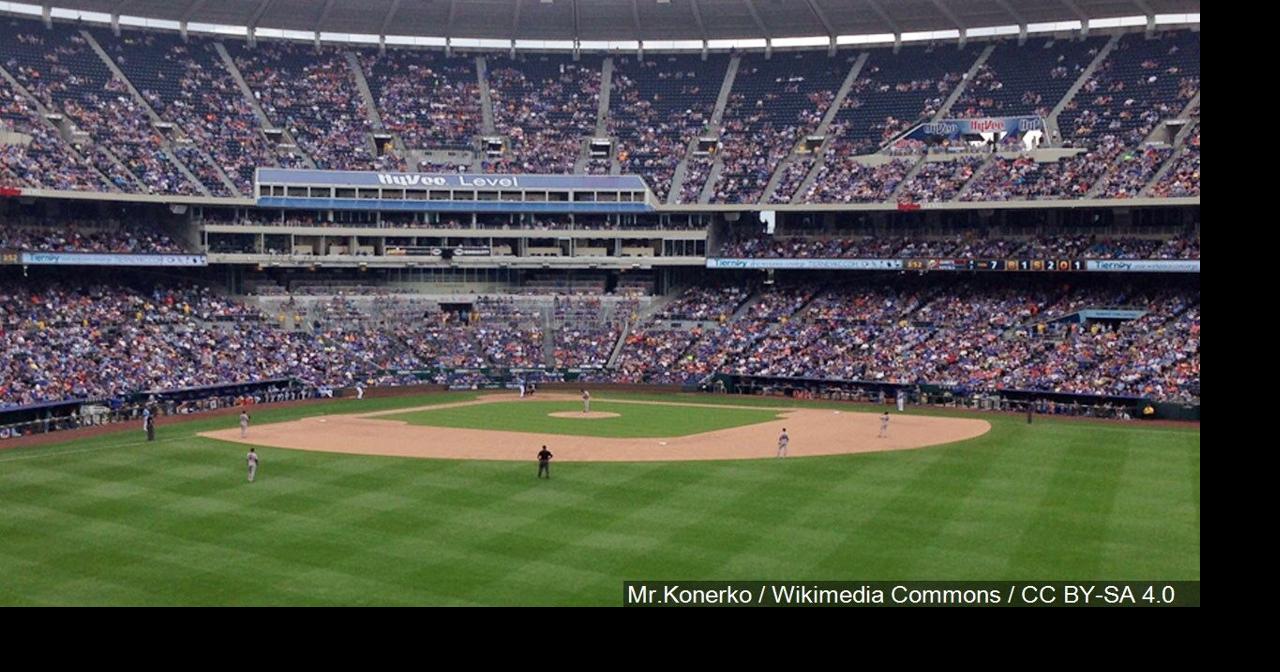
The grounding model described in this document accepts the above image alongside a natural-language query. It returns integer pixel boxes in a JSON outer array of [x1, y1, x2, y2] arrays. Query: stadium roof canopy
[[12, 1, 1200, 43]]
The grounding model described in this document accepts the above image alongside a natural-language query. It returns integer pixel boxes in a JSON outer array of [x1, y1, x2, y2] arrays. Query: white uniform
[[777, 432, 789, 458], [356, 384, 364, 400], [879, 413, 890, 438], [582, 391, 591, 413], [239, 412, 250, 438], [247, 451, 259, 482]]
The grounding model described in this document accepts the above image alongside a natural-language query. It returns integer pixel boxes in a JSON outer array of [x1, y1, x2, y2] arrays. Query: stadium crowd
[[0, 273, 1198, 410], [616, 278, 1199, 402], [715, 232, 1201, 260], [359, 49, 481, 151], [0, 17, 1200, 205], [0, 219, 186, 254], [486, 55, 600, 174]]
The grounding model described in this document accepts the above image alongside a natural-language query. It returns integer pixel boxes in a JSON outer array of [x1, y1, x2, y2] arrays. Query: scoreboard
[[904, 259, 1089, 272]]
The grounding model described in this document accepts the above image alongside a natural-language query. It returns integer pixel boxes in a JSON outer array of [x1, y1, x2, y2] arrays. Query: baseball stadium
[[0, 0, 1199, 606]]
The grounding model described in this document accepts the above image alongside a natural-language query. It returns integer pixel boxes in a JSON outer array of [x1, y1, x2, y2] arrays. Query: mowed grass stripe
[[0, 393, 1199, 604], [383, 400, 783, 438]]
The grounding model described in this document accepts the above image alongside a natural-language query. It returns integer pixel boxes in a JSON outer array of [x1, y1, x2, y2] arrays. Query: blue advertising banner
[[1078, 310, 1147, 320], [255, 197, 652, 214], [706, 258, 903, 270], [708, 257, 1199, 273], [20, 252, 208, 267], [1085, 260, 1200, 273], [256, 168, 650, 192], [906, 116, 1044, 140]]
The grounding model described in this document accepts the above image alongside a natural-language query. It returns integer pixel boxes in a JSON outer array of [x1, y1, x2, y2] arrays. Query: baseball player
[[239, 410, 251, 438], [537, 445, 554, 479], [879, 411, 890, 438], [777, 428, 789, 458], [581, 389, 591, 414], [246, 448, 259, 483], [355, 383, 365, 400]]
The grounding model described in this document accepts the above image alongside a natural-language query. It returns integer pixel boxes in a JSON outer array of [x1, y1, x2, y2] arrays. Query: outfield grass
[[384, 399, 783, 437], [0, 392, 1200, 605]]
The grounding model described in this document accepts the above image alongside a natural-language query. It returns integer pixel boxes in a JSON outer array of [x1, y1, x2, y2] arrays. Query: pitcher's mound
[[548, 411, 621, 419]]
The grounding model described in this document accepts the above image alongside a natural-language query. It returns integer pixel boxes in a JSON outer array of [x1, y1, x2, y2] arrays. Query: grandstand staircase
[[0, 64, 127, 192], [873, 45, 991, 153], [729, 291, 765, 323], [605, 319, 631, 369], [214, 42, 318, 170], [931, 44, 996, 121], [1141, 93, 1200, 196], [595, 57, 613, 137], [637, 290, 682, 322], [1041, 116, 1062, 146], [1171, 94, 1201, 144], [956, 152, 998, 200], [817, 52, 868, 137], [759, 54, 869, 204], [791, 52, 870, 202], [708, 55, 740, 129], [542, 315, 557, 368], [574, 57, 615, 175], [476, 56, 497, 135], [889, 155, 930, 200], [698, 161, 724, 204], [668, 55, 739, 205], [667, 157, 692, 206], [345, 52, 385, 131], [343, 52, 406, 160], [758, 155, 796, 204], [81, 30, 223, 198], [1048, 34, 1122, 141]]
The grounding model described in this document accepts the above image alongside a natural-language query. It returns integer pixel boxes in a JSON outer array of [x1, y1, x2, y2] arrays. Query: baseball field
[[0, 391, 1200, 605]]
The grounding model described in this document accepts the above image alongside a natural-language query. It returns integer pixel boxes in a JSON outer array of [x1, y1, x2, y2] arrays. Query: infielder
[[239, 410, 251, 438], [777, 428, 789, 458], [246, 448, 259, 483], [879, 411, 890, 438], [581, 389, 591, 414]]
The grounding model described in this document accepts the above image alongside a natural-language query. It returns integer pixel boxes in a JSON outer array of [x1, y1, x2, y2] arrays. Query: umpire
[[537, 445, 554, 479]]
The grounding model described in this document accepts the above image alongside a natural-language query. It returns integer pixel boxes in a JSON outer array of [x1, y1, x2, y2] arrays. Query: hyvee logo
[[377, 174, 523, 188], [377, 174, 450, 187], [968, 118, 1006, 133]]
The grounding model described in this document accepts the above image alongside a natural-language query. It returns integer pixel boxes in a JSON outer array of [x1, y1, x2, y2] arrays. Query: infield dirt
[[200, 393, 991, 462]]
